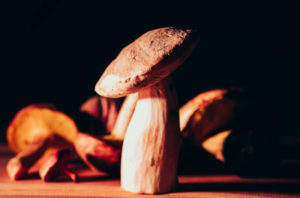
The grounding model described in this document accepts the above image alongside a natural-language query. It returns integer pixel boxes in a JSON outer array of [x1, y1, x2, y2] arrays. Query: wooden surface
[[1, 144, 300, 198]]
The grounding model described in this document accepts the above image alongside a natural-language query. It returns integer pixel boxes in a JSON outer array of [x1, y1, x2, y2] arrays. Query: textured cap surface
[[95, 27, 200, 98]]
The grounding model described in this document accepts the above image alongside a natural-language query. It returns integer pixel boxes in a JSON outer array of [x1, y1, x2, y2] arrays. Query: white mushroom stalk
[[111, 93, 138, 140], [121, 77, 180, 194]]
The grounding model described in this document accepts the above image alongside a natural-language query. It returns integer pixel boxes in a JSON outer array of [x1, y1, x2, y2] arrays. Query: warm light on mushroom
[[95, 27, 199, 194]]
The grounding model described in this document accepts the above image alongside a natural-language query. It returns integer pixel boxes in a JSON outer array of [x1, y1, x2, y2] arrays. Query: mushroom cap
[[95, 27, 200, 98]]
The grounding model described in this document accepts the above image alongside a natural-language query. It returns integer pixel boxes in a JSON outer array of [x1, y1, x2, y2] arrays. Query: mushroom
[[95, 27, 200, 194], [74, 132, 122, 174], [110, 93, 138, 140], [80, 96, 122, 133], [39, 149, 78, 182], [201, 130, 232, 162], [179, 88, 250, 145], [6, 104, 77, 153], [6, 138, 49, 180], [74, 94, 138, 175]]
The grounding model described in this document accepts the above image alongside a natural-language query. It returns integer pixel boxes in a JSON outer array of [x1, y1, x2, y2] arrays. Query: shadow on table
[[178, 181, 300, 193]]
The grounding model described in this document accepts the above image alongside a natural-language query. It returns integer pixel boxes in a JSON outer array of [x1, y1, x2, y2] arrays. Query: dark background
[[0, 1, 299, 142]]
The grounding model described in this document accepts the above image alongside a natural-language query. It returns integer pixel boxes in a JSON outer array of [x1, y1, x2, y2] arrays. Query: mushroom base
[[121, 77, 181, 194]]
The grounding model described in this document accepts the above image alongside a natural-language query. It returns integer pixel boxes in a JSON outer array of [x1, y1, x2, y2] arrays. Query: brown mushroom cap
[[95, 27, 200, 98]]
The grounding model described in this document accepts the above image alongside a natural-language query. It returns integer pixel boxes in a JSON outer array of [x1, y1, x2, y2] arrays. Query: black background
[[0, 1, 299, 142]]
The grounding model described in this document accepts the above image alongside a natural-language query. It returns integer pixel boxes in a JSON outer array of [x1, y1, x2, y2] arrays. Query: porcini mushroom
[[110, 93, 138, 140], [39, 149, 78, 182], [80, 96, 122, 133], [180, 88, 250, 145], [74, 132, 122, 174], [95, 27, 200, 194], [7, 138, 49, 180], [74, 94, 138, 174], [6, 104, 77, 153]]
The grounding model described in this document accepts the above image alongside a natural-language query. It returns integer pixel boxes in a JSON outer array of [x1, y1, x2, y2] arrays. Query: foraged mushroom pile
[[6, 27, 273, 194]]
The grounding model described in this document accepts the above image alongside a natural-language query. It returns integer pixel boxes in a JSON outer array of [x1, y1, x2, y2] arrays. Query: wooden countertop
[[1, 144, 300, 198]]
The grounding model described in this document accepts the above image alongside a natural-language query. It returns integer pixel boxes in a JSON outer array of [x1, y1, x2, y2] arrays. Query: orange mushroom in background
[[5, 93, 138, 181]]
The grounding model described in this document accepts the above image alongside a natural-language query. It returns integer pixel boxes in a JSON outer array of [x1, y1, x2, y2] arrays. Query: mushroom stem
[[121, 77, 181, 194], [201, 130, 231, 162], [111, 93, 138, 140], [6, 139, 49, 180]]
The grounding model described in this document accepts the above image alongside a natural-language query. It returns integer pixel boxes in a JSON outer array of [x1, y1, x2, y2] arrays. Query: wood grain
[[1, 144, 300, 198]]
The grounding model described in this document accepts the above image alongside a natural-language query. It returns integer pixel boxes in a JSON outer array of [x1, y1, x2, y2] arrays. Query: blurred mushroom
[[179, 88, 279, 176], [201, 130, 231, 162], [6, 104, 77, 154], [180, 88, 250, 145], [80, 96, 122, 133], [74, 132, 121, 174], [110, 93, 138, 140], [7, 138, 49, 180], [39, 149, 78, 182], [74, 94, 138, 175]]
